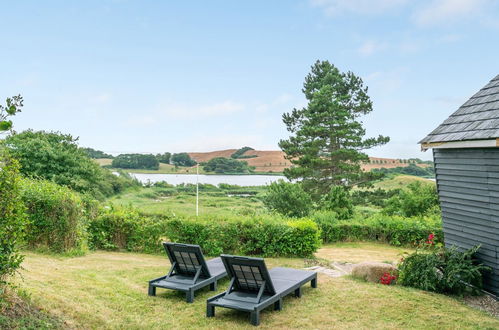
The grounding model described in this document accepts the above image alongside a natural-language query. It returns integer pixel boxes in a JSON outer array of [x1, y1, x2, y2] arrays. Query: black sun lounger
[[206, 254, 317, 326], [148, 242, 227, 303]]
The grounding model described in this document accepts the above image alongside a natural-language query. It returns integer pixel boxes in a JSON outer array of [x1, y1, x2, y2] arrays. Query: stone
[[351, 262, 397, 283]]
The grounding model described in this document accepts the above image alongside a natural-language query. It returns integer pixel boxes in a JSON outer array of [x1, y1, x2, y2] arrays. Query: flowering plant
[[425, 233, 435, 245], [380, 272, 397, 285]]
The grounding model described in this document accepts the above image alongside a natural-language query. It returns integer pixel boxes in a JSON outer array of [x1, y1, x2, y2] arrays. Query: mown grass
[[108, 187, 266, 217], [15, 245, 499, 329]]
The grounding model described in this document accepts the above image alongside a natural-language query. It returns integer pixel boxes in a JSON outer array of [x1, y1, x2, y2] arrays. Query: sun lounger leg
[[148, 284, 156, 296], [311, 277, 317, 288], [250, 310, 260, 326], [294, 286, 302, 298], [210, 281, 217, 291], [274, 298, 283, 311], [186, 289, 194, 303], [207, 304, 215, 317]]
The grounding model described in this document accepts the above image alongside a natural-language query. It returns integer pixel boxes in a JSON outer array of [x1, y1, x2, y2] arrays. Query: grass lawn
[[15, 244, 499, 329], [108, 187, 265, 217]]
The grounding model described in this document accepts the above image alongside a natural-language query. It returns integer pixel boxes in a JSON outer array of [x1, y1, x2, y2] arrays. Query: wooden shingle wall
[[434, 148, 499, 296]]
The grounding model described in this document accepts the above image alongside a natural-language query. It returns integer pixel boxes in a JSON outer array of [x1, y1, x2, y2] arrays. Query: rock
[[351, 262, 397, 283]]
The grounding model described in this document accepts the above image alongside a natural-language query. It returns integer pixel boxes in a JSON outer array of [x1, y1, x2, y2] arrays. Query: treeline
[[109, 152, 197, 170], [83, 147, 113, 159], [202, 157, 254, 174], [231, 146, 257, 159]]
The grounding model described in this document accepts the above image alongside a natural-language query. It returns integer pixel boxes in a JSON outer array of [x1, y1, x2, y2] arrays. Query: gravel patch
[[463, 295, 499, 318]]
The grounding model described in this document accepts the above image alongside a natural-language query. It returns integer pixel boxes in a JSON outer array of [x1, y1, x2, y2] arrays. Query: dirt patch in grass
[[0, 288, 64, 329]]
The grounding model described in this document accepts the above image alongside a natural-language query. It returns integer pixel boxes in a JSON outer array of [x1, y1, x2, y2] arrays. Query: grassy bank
[[15, 244, 499, 329], [108, 186, 266, 217]]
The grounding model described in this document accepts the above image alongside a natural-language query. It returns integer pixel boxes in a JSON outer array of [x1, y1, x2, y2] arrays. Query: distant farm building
[[420, 74, 499, 296]]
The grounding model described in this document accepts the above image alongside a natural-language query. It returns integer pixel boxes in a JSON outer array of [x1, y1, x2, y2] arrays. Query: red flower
[[380, 272, 396, 285]]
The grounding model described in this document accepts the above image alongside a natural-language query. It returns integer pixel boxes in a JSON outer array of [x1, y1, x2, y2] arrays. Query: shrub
[[384, 181, 440, 217], [165, 215, 321, 257], [203, 157, 254, 174], [262, 180, 313, 218], [319, 186, 353, 219], [88, 206, 170, 253], [112, 153, 159, 170], [310, 212, 442, 246], [0, 153, 27, 285], [398, 245, 489, 295], [20, 179, 88, 254], [171, 153, 196, 167], [351, 188, 400, 207]]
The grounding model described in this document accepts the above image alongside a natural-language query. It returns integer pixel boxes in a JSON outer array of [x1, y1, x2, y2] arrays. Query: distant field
[[371, 175, 434, 190]]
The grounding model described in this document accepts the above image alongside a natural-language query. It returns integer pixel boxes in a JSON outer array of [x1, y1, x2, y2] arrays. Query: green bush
[[398, 246, 489, 295], [262, 180, 313, 218], [112, 153, 159, 170], [319, 186, 353, 219], [88, 206, 170, 254], [384, 182, 440, 217], [351, 188, 400, 207], [165, 215, 321, 257], [203, 157, 254, 174], [20, 178, 88, 254], [311, 211, 442, 246], [0, 153, 28, 285], [171, 153, 196, 167]]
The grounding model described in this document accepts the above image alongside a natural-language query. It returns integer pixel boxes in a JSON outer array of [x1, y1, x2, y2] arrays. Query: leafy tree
[[171, 152, 197, 167], [112, 153, 159, 170], [203, 157, 254, 174], [4, 130, 135, 199], [384, 181, 440, 217], [82, 147, 113, 159], [279, 60, 389, 198], [0, 95, 23, 133], [156, 152, 171, 164], [262, 180, 313, 217], [319, 186, 354, 219]]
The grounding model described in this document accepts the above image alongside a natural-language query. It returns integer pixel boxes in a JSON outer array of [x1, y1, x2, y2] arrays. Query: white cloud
[[310, 0, 407, 16], [413, 0, 491, 26], [168, 134, 272, 153], [160, 100, 244, 119], [358, 40, 387, 56], [89, 92, 112, 104]]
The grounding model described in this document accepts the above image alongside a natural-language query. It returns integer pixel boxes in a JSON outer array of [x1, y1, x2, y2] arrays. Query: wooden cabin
[[420, 74, 499, 297]]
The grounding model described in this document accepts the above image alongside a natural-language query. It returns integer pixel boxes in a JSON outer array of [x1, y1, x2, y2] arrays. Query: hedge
[[312, 211, 443, 246], [88, 206, 169, 254], [20, 179, 88, 254], [89, 210, 321, 257], [165, 215, 321, 257]]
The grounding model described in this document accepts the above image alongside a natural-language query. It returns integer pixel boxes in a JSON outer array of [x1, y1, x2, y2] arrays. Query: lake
[[130, 173, 286, 186]]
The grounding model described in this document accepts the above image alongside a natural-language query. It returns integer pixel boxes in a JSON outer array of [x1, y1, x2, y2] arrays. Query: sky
[[1, 0, 498, 160]]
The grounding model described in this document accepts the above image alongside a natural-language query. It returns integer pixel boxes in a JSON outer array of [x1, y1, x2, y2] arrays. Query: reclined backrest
[[163, 242, 211, 278], [220, 255, 276, 295]]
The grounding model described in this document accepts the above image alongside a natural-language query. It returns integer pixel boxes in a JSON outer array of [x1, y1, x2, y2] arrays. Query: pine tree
[[279, 60, 389, 197]]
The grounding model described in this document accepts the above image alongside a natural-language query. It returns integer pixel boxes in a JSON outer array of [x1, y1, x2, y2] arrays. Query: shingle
[[420, 74, 499, 144]]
